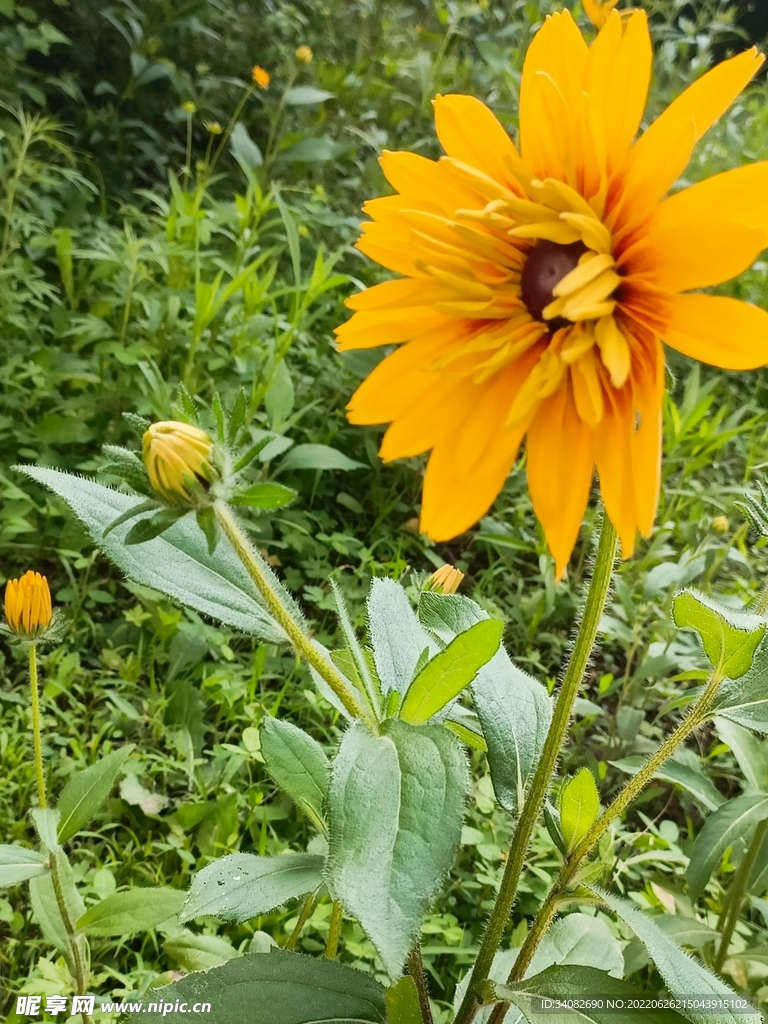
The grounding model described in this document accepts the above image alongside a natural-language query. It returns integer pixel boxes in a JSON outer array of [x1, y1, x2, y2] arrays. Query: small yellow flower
[[295, 45, 313, 64], [252, 65, 271, 89], [583, 0, 620, 28], [205, 121, 223, 135], [142, 421, 216, 506], [426, 564, 465, 594], [4, 572, 53, 639], [181, 100, 197, 114], [712, 515, 730, 533]]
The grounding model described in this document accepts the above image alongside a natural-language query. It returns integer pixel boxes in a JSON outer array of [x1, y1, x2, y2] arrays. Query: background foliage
[[2, 0, 768, 1019]]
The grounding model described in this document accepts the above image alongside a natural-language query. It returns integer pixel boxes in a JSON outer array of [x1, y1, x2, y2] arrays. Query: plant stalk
[[408, 943, 434, 1024], [214, 501, 373, 726], [285, 893, 316, 950], [325, 900, 343, 959], [28, 643, 47, 809], [487, 665, 726, 1024], [454, 516, 618, 1024], [714, 818, 768, 971]]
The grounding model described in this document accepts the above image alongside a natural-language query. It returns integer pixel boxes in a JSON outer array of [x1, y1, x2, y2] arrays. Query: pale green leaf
[[260, 718, 330, 827], [687, 793, 768, 900], [595, 887, 761, 1024], [0, 845, 47, 888], [16, 466, 291, 643], [230, 483, 296, 510], [285, 87, 335, 105], [526, 913, 624, 979], [368, 578, 438, 696], [672, 590, 765, 679], [610, 756, 723, 812], [326, 720, 468, 978], [78, 887, 186, 936], [400, 619, 503, 725], [277, 444, 363, 472], [164, 931, 240, 971], [129, 949, 387, 1024], [30, 850, 86, 955], [559, 769, 600, 854], [181, 853, 324, 924], [32, 808, 61, 853], [385, 977, 422, 1024], [57, 745, 134, 842], [714, 717, 768, 791]]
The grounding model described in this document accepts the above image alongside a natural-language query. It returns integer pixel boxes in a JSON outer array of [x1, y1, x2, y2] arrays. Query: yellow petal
[[631, 337, 664, 536], [594, 387, 637, 558], [651, 162, 768, 235], [379, 150, 482, 212], [571, 349, 605, 427], [662, 294, 768, 370], [335, 307, 456, 350], [595, 315, 631, 387], [433, 94, 525, 192]]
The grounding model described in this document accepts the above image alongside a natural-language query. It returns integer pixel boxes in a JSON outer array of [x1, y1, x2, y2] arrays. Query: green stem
[[214, 502, 373, 727], [264, 69, 298, 172], [325, 900, 343, 959], [408, 943, 434, 1024], [755, 577, 768, 616], [28, 644, 46, 809], [49, 854, 92, 1024], [714, 818, 768, 971], [285, 893, 316, 950], [454, 516, 618, 1024], [486, 666, 726, 1024]]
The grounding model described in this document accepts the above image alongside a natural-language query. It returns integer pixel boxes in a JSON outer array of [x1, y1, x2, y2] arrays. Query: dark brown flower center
[[521, 239, 588, 326]]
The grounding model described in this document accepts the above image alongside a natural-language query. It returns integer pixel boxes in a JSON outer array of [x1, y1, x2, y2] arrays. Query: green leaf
[[687, 793, 768, 901], [655, 915, 720, 950], [326, 720, 468, 978], [369, 578, 438, 696], [715, 635, 768, 733], [32, 808, 61, 853], [265, 359, 295, 430], [0, 845, 47, 887], [714, 717, 768, 790], [233, 437, 271, 472], [280, 138, 349, 163], [285, 86, 335, 105], [495, 965, 691, 1024], [277, 443, 364, 472], [260, 718, 329, 827], [526, 913, 624, 979], [77, 887, 186, 936], [419, 592, 551, 814], [610, 755, 723, 812], [57, 746, 134, 843], [125, 507, 188, 544], [385, 977, 422, 1024], [231, 483, 296, 510], [559, 769, 600, 854], [595, 888, 760, 1024], [30, 849, 86, 965], [672, 590, 766, 679], [230, 121, 263, 172], [16, 467, 291, 644], [181, 852, 324, 924], [129, 949, 387, 1024], [400, 619, 503, 725], [164, 931, 240, 971]]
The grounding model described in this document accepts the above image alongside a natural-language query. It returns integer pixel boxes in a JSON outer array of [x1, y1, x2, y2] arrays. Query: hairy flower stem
[[325, 901, 343, 959], [714, 818, 768, 972], [214, 502, 373, 727], [28, 643, 47, 809], [408, 943, 434, 1024], [454, 516, 617, 1024], [487, 666, 726, 1024]]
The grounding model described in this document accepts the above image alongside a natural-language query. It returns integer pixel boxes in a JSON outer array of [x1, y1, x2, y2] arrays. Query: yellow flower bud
[[142, 421, 216, 506], [4, 571, 53, 639], [182, 100, 197, 114], [295, 45, 313, 64], [252, 65, 270, 89], [425, 564, 465, 595], [712, 515, 730, 533], [205, 121, 223, 135], [582, 0, 620, 28]]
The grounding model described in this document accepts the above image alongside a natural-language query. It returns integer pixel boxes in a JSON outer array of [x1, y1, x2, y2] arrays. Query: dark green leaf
[[125, 507, 188, 545], [129, 949, 387, 1024]]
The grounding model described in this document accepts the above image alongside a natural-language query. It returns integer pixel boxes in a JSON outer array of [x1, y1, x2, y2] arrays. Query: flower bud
[[712, 515, 730, 533], [295, 45, 313, 64], [252, 65, 270, 89], [582, 0, 620, 27], [142, 421, 217, 507], [4, 571, 53, 639], [205, 120, 223, 135], [425, 564, 465, 595], [181, 100, 196, 114]]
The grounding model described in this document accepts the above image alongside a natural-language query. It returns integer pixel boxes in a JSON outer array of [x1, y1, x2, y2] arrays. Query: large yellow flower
[[336, 10, 768, 573]]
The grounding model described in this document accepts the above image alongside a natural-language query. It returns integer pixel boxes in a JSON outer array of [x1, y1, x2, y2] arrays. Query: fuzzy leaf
[[326, 720, 467, 978], [230, 483, 296, 510], [368, 578, 438, 696], [260, 718, 329, 827], [16, 466, 292, 644], [0, 845, 48, 887], [559, 769, 600, 854], [672, 590, 765, 679], [181, 853, 324, 924]]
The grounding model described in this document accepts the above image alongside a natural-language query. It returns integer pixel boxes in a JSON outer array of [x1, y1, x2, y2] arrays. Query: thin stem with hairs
[[454, 515, 618, 1024], [325, 901, 343, 959]]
